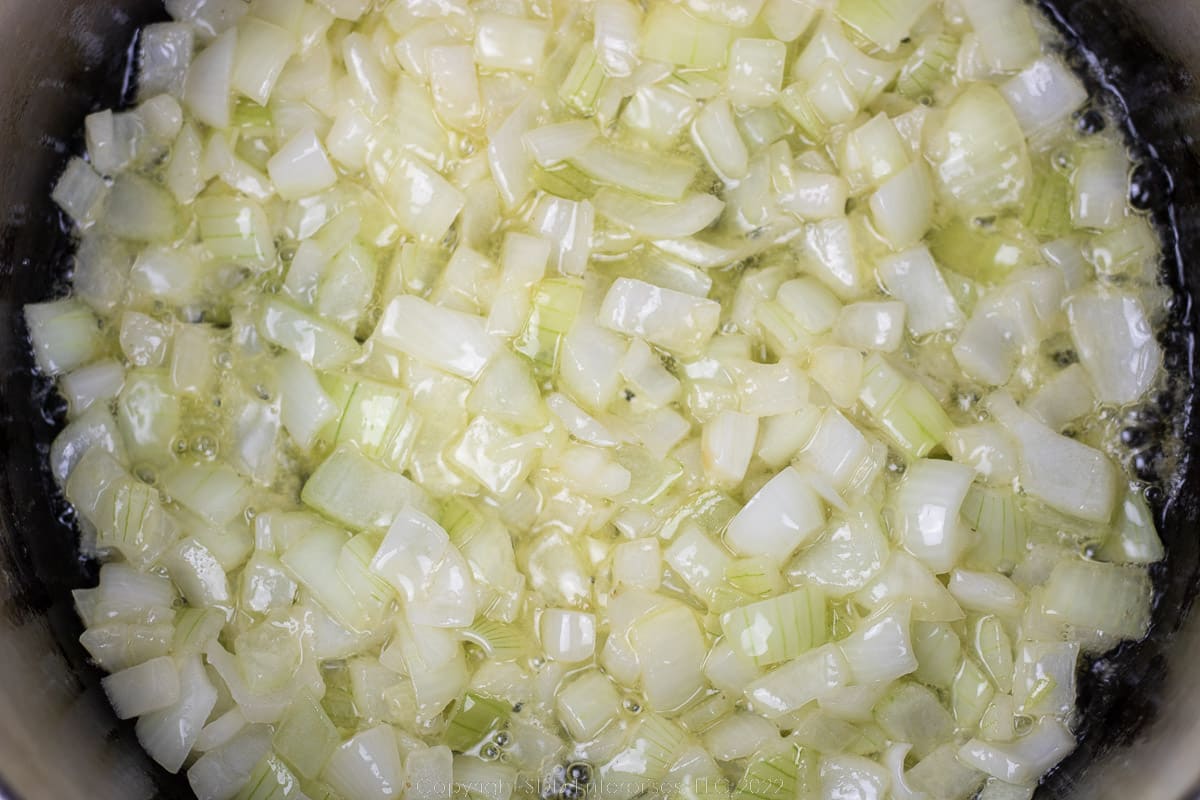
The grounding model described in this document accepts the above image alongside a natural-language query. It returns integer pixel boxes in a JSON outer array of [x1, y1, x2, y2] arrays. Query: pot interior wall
[[0, 1, 1196, 799]]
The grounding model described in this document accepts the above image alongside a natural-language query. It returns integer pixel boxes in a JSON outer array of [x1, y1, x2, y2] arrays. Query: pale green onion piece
[[513, 277, 583, 369], [819, 755, 890, 799], [610, 713, 690, 782], [843, 113, 909, 190], [1071, 144, 1129, 231], [912, 623, 963, 691], [1089, 216, 1160, 277], [836, 0, 932, 51], [539, 608, 596, 663], [196, 194, 273, 263], [642, 5, 732, 69], [462, 619, 528, 661], [327, 105, 372, 171], [721, 586, 827, 667], [559, 44, 606, 116], [1012, 640, 1078, 717], [595, 189, 724, 240], [803, 217, 863, 300], [961, 485, 1028, 572], [234, 753, 300, 800], [1042, 559, 1152, 639], [118, 310, 170, 368], [164, 537, 232, 609], [624, 84, 699, 149], [665, 523, 735, 607], [454, 756, 517, 800], [275, 353, 338, 451], [859, 354, 953, 459], [556, 669, 621, 740], [570, 141, 698, 202], [486, 233, 551, 337], [103, 174, 178, 241], [323, 373, 418, 466], [977, 780, 1035, 800], [403, 747, 454, 800], [523, 121, 599, 169], [776, 170, 848, 221], [427, 45, 482, 131], [446, 692, 511, 752], [874, 681, 955, 760], [302, 444, 434, 531], [703, 712, 777, 761], [60, 359, 126, 416], [952, 285, 1039, 386], [26, 299, 102, 377], [795, 408, 874, 493], [897, 33, 957, 99]]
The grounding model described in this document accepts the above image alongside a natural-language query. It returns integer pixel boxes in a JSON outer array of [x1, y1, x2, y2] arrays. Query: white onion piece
[[726, 467, 826, 562], [267, 128, 337, 200], [594, 189, 725, 239], [136, 656, 218, 773], [877, 246, 964, 336], [838, 602, 919, 685], [987, 392, 1119, 523], [375, 295, 497, 379], [598, 277, 721, 356], [958, 718, 1075, 785], [540, 609, 597, 663], [183, 30, 237, 129], [1067, 288, 1161, 405]]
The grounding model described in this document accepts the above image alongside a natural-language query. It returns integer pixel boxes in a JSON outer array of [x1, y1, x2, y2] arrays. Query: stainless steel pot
[[0, 2, 1197, 798]]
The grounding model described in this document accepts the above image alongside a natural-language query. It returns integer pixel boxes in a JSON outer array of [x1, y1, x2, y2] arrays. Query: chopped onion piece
[[598, 278, 721, 356]]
